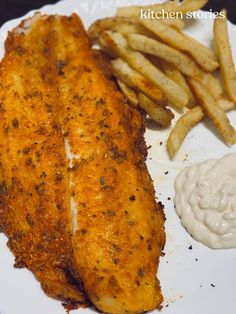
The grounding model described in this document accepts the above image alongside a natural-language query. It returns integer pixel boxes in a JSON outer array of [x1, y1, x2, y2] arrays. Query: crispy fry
[[167, 97, 235, 158], [126, 33, 222, 99], [161, 17, 185, 30], [112, 58, 167, 106], [100, 31, 189, 108], [160, 60, 187, 87], [182, 32, 215, 60], [117, 79, 138, 106], [122, 51, 189, 108], [88, 16, 184, 42], [99, 30, 128, 53], [140, 19, 218, 72], [177, 0, 208, 13], [160, 60, 196, 108], [199, 72, 223, 100], [214, 10, 236, 103], [167, 106, 203, 158], [124, 52, 189, 108], [89, 1, 235, 158], [189, 79, 236, 145], [113, 19, 184, 34], [98, 30, 128, 58], [127, 33, 200, 77], [138, 93, 174, 127], [111, 23, 155, 37], [123, 51, 189, 108], [116, 0, 208, 18], [97, 36, 116, 58], [116, 1, 177, 18], [88, 17, 137, 40], [218, 98, 236, 111]]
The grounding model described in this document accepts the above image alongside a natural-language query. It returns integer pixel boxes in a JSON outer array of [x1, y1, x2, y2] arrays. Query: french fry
[[116, 1, 177, 18], [177, 0, 208, 13], [111, 23, 156, 38], [167, 97, 235, 158], [189, 79, 236, 145], [99, 30, 128, 54], [116, 0, 208, 18], [89, 16, 184, 41], [88, 17, 137, 40], [127, 33, 201, 78], [138, 93, 174, 127], [127, 33, 223, 99], [218, 98, 236, 111], [182, 32, 215, 61], [112, 58, 167, 106], [100, 31, 189, 108], [89, 1, 236, 158], [167, 106, 203, 159], [161, 17, 185, 30], [97, 35, 117, 58], [124, 52, 189, 108], [140, 19, 219, 72], [98, 30, 128, 57], [160, 60, 196, 108], [214, 10, 236, 103], [199, 72, 223, 100], [117, 79, 139, 106], [160, 60, 188, 88]]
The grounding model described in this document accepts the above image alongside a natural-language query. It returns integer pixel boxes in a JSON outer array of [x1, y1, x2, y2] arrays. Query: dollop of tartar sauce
[[174, 153, 236, 249]]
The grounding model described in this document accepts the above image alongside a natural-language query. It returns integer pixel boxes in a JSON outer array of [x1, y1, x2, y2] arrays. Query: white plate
[[0, 1, 236, 314]]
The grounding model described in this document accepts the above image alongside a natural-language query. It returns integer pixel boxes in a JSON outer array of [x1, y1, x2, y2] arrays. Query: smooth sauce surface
[[174, 154, 236, 249]]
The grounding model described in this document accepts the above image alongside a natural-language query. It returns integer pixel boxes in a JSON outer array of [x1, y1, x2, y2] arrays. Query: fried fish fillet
[[51, 15, 166, 313], [0, 13, 165, 313], [0, 15, 86, 306]]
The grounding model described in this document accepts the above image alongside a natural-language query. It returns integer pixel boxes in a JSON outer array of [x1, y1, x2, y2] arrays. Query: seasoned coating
[[0, 16, 86, 306], [0, 13, 165, 313], [52, 15, 165, 313]]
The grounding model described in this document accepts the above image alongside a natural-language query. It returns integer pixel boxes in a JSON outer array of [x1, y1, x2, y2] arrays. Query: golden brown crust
[[0, 15, 86, 305], [0, 13, 165, 313], [52, 14, 166, 313]]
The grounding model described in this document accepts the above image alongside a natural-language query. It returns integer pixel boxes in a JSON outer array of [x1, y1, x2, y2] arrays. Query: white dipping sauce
[[174, 154, 236, 249]]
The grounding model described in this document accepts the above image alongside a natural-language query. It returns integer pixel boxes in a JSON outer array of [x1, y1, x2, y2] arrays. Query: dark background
[[0, 0, 236, 26]]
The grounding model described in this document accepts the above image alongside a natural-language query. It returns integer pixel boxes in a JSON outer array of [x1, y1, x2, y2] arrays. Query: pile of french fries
[[88, 0, 236, 158]]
